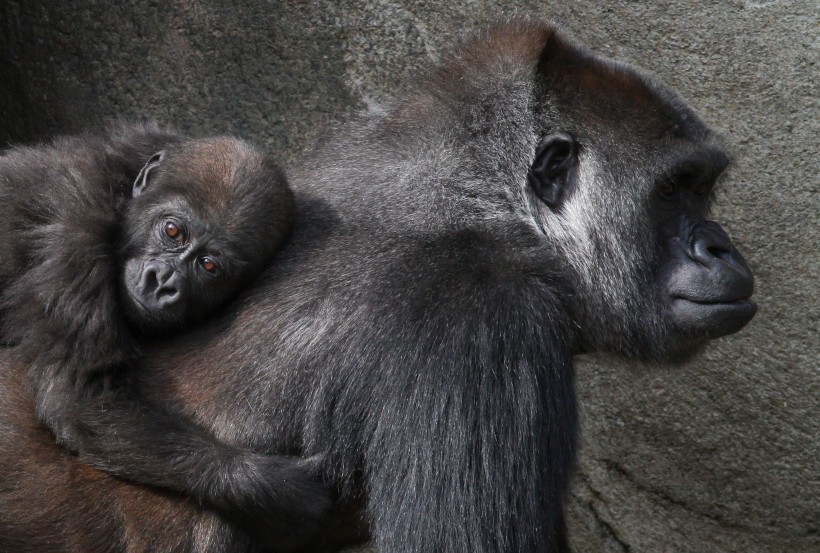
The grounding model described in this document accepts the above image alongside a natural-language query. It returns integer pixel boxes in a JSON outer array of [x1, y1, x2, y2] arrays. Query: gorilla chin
[[658, 298, 756, 364]]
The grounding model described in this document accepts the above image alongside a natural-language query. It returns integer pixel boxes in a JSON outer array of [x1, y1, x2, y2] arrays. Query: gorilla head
[[524, 32, 756, 359]]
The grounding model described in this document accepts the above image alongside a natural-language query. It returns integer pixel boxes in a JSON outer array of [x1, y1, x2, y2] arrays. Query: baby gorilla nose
[[139, 260, 183, 311]]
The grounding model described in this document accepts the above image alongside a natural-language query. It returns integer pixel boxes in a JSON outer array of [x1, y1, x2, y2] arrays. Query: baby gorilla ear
[[133, 150, 166, 197]]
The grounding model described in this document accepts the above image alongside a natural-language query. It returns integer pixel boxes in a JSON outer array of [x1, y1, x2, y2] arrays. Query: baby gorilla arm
[[28, 364, 331, 549], [74, 382, 331, 550]]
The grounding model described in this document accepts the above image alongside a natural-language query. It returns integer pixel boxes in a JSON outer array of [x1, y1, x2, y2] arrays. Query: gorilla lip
[[671, 294, 755, 307], [671, 297, 757, 338], [671, 296, 757, 314]]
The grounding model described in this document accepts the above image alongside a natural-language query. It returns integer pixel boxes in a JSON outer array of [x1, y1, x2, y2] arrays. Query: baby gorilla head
[[120, 138, 293, 331]]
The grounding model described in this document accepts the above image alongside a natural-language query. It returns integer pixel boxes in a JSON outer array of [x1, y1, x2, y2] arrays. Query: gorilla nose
[[693, 222, 734, 264], [140, 261, 182, 309], [690, 221, 754, 300]]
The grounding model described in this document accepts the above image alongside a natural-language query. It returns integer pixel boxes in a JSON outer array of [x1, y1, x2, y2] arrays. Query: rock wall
[[1, 1, 816, 551]]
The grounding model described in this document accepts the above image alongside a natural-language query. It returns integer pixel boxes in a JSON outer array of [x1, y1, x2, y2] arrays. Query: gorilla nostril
[[157, 286, 179, 301], [154, 283, 182, 309], [707, 245, 731, 261], [692, 224, 737, 268], [157, 287, 175, 298], [141, 268, 159, 293]]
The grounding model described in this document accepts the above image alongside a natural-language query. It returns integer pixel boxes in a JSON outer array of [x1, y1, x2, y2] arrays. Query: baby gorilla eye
[[163, 221, 185, 243], [198, 256, 219, 274]]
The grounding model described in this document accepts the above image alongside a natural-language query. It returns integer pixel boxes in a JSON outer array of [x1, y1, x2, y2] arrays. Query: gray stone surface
[[1, 1, 817, 551]]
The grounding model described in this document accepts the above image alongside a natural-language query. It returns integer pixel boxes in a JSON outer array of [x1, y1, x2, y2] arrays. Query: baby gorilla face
[[119, 138, 294, 332], [122, 211, 230, 329]]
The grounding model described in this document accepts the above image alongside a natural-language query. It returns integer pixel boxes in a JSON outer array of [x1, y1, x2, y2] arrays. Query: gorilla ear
[[133, 151, 166, 197], [527, 132, 577, 209]]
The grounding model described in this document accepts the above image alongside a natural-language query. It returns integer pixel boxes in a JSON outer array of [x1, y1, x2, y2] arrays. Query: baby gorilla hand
[[42, 411, 84, 454]]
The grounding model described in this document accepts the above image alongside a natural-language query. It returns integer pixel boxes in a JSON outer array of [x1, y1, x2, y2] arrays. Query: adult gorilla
[[0, 20, 755, 553]]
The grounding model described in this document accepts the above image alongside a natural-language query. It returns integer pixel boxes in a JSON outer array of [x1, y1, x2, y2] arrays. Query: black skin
[[0, 121, 332, 551], [0, 22, 755, 552]]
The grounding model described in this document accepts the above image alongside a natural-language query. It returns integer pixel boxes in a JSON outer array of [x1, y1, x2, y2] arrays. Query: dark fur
[[0, 21, 754, 552], [0, 121, 332, 550]]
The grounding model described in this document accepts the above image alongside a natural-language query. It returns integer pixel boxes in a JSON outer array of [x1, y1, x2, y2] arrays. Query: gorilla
[[0, 122, 332, 548], [0, 20, 756, 553]]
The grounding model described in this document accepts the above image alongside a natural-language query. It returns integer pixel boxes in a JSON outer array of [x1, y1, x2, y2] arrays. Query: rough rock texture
[[1, 1, 817, 551]]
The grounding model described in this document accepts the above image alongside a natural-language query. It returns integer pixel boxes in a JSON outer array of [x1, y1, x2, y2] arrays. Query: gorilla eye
[[163, 221, 185, 244], [692, 180, 711, 197], [658, 182, 677, 199], [198, 257, 220, 275]]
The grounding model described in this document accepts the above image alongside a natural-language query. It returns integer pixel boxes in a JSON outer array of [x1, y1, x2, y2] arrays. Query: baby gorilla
[[0, 121, 330, 549]]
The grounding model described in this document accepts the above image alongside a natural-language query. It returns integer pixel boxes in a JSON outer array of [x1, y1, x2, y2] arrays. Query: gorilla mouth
[[671, 296, 757, 338]]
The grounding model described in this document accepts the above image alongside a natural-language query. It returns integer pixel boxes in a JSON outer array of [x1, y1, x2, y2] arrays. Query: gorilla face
[[120, 205, 233, 330], [526, 36, 756, 360]]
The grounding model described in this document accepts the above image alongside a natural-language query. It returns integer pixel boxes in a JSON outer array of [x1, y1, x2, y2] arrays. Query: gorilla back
[[0, 20, 755, 553]]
